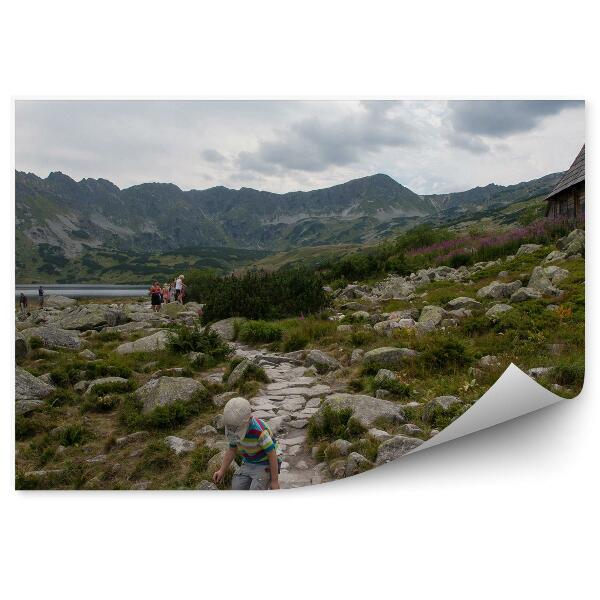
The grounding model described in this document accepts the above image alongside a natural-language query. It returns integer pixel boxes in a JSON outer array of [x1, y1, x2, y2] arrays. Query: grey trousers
[[231, 462, 272, 490]]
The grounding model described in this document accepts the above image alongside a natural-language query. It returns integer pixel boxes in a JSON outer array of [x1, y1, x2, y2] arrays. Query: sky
[[15, 100, 585, 195]]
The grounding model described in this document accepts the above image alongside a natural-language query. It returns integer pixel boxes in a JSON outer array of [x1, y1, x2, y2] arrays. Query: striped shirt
[[229, 417, 280, 464]]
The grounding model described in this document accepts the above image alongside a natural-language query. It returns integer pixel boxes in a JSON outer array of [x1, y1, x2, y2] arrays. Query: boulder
[[527, 266, 561, 296], [374, 369, 396, 386], [305, 349, 341, 374], [477, 280, 522, 300], [345, 452, 373, 476], [85, 376, 129, 395], [209, 317, 243, 342], [557, 229, 584, 256], [206, 450, 235, 477], [15, 366, 55, 414], [213, 391, 238, 408], [446, 297, 483, 311], [367, 428, 393, 442], [227, 359, 253, 387], [527, 367, 553, 379], [15, 332, 28, 360], [516, 243, 542, 256], [321, 393, 406, 428], [478, 355, 501, 368], [510, 287, 543, 302], [115, 330, 170, 354], [363, 347, 418, 369], [543, 265, 570, 285], [485, 303, 513, 319], [78, 349, 97, 360], [165, 436, 196, 455], [43, 295, 77, 308], [329, 439, 353, 456], [22, 326, 81, 350], [375, 435, 423, 465], [418, 305, 447, 327], [422, 395, 462, 423], [104, 309, 129, 327], [58, 306, 108, 330], [337, 324, 352, 333], [135, 376, 206, 413], [544, 250, 568, 264], [350, 349, 364, 365]]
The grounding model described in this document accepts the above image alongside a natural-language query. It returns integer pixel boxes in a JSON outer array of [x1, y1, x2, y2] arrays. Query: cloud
[[448, 100, 583, 137], [237, 101, 420, 174], [201, 149, 226, 163]]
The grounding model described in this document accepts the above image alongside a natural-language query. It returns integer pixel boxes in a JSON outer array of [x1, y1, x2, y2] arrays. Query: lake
[[15, 284, 148, 299]]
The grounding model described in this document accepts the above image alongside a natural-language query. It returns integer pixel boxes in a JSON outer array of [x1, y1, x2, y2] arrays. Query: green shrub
[[47, 389, 78, 408], [81, 394, 120, 413], [16, 461, 88, 490], [418, 335, 473, 372], [167, 322, 232, 360], [189, 445, 220, 473], [237, 320, 284, 343], [90, 380, 135, 396], [282, 331, 309, 352], [349, 438, 380, 463], [368, 376, 413, 398], [119, 389, 213, 432], [553, 360, 585, 388], [132, 440, 175, 477], [29, 336, 43, 350], [426, 402, 469, 430], [186, 267, 329, 322], [307, 404, 365, 442], [56, 424, 89, 447]]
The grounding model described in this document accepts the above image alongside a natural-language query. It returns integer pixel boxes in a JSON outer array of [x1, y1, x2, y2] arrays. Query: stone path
[[232, 344, 333, 488]]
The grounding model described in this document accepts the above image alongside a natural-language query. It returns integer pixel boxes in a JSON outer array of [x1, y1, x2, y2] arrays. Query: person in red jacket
[[149, 281, 162, 312]]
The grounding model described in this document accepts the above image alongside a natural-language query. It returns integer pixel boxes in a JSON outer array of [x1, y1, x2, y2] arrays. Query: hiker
[[175, 274, 184, 303], [213, 397, 281, 490], [170, 280, 176, 303], [38, 285, 44, 308], [19, 293, 28, 314], [149, 280, 162, 312], [162, 282, 170, 304]]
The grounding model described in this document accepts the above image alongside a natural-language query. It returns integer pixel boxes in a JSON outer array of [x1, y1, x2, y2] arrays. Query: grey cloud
[[448, 100, 583, 137], [446, 130, 490, 154], [237, 102, 420, 174], [201, 149, 226, 163]]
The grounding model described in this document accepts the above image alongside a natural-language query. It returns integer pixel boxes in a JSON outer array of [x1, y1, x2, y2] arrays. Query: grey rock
[[15, 332, 28, 360], [213, 391, 238, 408], [135, 376, 205, 413], [321, 393, 405, 428], [58, 306, 108, 331], [516, 243, 542, 256], [329, 458, 347, 479], [196, 425, 218, 436], [401, 423, 423, 436], [478, 355, 501, 368], [209, 317, 243, 342], [485, 303, 513, 319], [165, 436, 196, 455], [527, 266, 561, 296], [543, 265, 570, 285], [418, 305, 447, 327], [350, 349, 364, 364], [363, 346, 418, 368], [43, 295, 77, 308], [422, 395, 462, 423], [104, 309, 129, 327], [510, 287, 543, 302], [197, 480, 218, 490], [264, 416, 285, 436], [115, 330, 170, 354], [375, 435, 424, 465], [115, 431, 150, 448], [367, 428, 393, 442], [85, 376, 129, 395], [330, 439, 353, 456], [288, 419, 308, 429], [227, 359, 253, 387], [345, 452, 373, 476], [544, 250, 568, 264], [337, 324, 353, 333], [557, 229, 584, 256], [22, 326, 81, 350], [446, 297, 482, 311], [527, 367, 553, 379], [374, 369, 396, 386], [305, 349, 341, 373], [477, 280, 522, 300], [73, 380, 89, 392], [78, 349, 97, 360], [15, 366, 55, 414], [375, 389, 392, 400]]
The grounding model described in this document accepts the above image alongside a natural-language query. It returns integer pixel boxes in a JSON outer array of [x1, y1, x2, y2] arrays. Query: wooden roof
[[546, 145, 585, 201]]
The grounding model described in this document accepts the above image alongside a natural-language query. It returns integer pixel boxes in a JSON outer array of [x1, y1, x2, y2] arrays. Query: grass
[[167, 321, 232, 360], [307, 404, 366, 443], [236, 320, 284, 343]]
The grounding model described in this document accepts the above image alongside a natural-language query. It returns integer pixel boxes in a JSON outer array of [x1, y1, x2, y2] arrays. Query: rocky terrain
[[15, 229, 584, 490]]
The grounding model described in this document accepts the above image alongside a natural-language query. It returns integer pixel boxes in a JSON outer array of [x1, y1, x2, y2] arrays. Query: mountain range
[[15, 169, 562, 282]]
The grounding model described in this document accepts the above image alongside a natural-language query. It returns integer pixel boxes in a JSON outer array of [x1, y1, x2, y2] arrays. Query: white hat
[[223, 397, 251, 444]]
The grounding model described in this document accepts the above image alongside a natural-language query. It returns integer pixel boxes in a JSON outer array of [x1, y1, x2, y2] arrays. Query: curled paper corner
[[410, 363, 568, 454]]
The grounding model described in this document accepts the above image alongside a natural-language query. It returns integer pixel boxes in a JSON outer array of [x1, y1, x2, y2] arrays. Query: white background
[[0, 1, 597, 598]]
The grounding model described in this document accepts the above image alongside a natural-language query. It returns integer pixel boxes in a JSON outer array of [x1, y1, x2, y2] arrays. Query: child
[[213, 397, 281, 490]]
